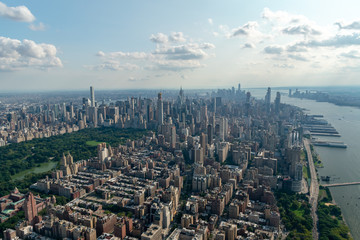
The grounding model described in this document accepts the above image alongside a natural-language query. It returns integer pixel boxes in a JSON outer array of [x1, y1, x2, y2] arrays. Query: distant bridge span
[[322, 182, 360, 187]]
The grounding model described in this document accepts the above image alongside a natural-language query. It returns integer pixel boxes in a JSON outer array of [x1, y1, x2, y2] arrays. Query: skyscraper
[[275, 92, 281, 114], [178, 87, 184, 105], [90, 86, 95, 107], [170, 125, 176, 149], [245, 92, 251, 116], [265, 87, 271, 114], [24, 192, 37, 224], [207, 124, 213, 145], [213, 97, 216, 114], [157, 92, 163, 125]]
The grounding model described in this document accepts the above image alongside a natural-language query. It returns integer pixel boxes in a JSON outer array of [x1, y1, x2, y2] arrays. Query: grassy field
[[318, 187, 352, 240], [318, 188, 329, 202], [294, 209, 305, 218], [11, 161, 58, 181], [86, 140, 103, 147], [303, 165, 310, 181]]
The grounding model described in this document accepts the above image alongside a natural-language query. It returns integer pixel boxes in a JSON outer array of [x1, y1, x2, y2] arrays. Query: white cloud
[[273, 63, 295, 69], [257, 9, 360, 71], [106, 51, 150, 59], [87, 61, 139, 71], [0, 1, 35, 22], [154, 59, 205, 71], [96, 51, 105, 57], [335, 21, 360, 30], [0, 36, 62, 71], [262, 7, 327, 40], [288, 54, 308, 61], [286, 44, 308, 53], [94, 32, 215, 72], [293, 33, 360, 48], [231, 21, 259, 37], [264, 45, 284, 54], [208, 18, 213, 25], [154, 44, 209, 60], [243, 43, 256, 49], [169, 32, 186, 42], [229, 21, 271, 43], [150, 32, 186, 44], [262, 8, 306, 25], [29, 22, 45, 31], [200, 42, 215, 49], [282, 24, 321, 36], [340, 50, 360, 59], [150, 33, 168, 44], [128, 76, 148, 82]]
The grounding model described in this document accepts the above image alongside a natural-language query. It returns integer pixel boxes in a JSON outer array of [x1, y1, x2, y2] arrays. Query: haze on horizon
[[1, 0, 360, 91]]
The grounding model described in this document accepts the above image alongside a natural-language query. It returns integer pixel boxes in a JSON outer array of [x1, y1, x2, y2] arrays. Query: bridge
[[322, 182, 360, 187]]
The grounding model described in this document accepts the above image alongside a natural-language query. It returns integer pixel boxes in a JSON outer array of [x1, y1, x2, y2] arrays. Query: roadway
[[304, 138, 319, 240]]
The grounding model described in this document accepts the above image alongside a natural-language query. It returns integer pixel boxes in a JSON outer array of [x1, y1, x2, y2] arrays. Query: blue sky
[[1, 0, 360, 91]]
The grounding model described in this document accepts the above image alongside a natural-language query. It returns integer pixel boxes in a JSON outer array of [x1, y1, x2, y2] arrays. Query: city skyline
[[0, 83, 355, 239], [2, 0, 360, 91]]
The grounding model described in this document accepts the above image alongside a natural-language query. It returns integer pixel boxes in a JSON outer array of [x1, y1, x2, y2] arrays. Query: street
[[304, 138, 319, 240]]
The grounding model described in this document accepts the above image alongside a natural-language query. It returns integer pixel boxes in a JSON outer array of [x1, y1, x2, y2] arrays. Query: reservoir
[[251, 88, 360, 239]]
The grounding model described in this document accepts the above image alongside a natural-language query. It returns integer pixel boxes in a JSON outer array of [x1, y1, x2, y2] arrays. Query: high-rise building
[[157, 93, 163, 125], [193, 147, 204, 165], [219, 117, 227, 141], [147, 104, 153, 122], [200, 104, 208, 123], [108, 107, 119, 123], [170, 125, 176, 149], [162, 206, 171, 229], [24, 192, 37, 224], [178, 87, 184, 105], [141, 224, 162, 240], [88, 106, 98, 127], [90, 86, 95, 107], [275, 92, 281, 114], [213, 97, 216, 114], [265, 87, 271, 114], [207, 124, 213, 145], [245, 92, 251, 116], [200, 133, 207, 154], [62, 103, 66, 117]]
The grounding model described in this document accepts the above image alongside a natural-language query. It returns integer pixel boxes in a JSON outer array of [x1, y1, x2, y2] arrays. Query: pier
[[303, 122, 342, 137], [322, 182, 360, 187], [312, 140, 347, 148]]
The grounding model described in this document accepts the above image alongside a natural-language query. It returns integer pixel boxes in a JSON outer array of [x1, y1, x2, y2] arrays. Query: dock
[[312, 140, 347, 148], [322, 182, 360, 187]]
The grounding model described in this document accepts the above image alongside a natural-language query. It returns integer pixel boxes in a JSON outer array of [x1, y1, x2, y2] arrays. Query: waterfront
[[252, 89, 360, 240]]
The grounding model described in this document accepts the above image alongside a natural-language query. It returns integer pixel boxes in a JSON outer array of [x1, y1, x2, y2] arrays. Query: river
[[250, 88, 360, 239]]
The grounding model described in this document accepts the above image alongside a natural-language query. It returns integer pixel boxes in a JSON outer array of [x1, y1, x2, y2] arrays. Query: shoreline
[[311, 143, 353, 239], [324, 187, 354, 240], [280, 91, 357, 239]]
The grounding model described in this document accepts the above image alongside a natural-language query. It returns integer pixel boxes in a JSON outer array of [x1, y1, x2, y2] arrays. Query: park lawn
[[294, 209, 305, 218], [11, 161, 58, 181], [318, 189, 328, 202], [303, 165, 310, 180], [300, 150, 306, 161], [86, 140, 103, 147]]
